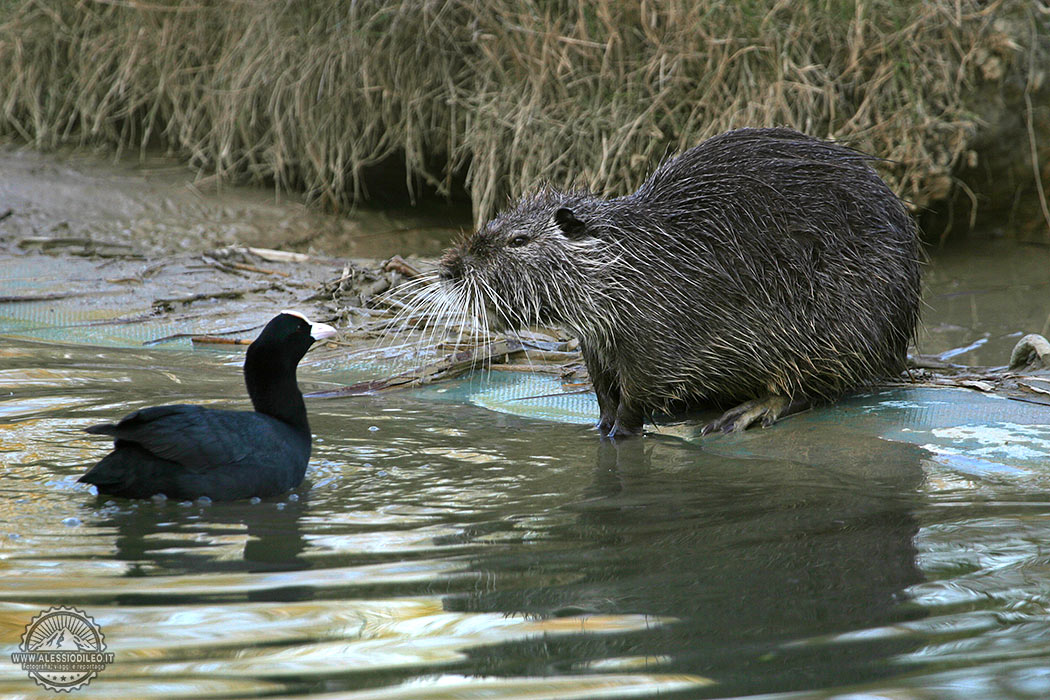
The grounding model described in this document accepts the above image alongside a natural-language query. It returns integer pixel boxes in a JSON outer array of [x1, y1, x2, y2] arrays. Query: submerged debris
[[307, 339, 525, 397], [907, 334, 1050, 406]]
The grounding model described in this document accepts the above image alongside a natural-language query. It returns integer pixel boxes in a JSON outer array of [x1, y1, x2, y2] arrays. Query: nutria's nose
[[439, 249, 464, 281]]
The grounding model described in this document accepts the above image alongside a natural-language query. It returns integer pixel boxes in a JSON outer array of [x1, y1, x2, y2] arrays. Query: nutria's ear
[[553, 207, 587, 238]]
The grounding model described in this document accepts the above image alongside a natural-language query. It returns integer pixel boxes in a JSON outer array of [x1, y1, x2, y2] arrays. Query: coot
[[79, 311, 336, 501]]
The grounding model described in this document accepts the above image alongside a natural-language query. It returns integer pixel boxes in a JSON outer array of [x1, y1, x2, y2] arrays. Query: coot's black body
[[79, 311, 336, 501]]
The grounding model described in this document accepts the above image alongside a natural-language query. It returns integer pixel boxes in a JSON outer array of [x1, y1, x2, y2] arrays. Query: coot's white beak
[[279, 309, 337, 341], [308, 321, 337, 342]]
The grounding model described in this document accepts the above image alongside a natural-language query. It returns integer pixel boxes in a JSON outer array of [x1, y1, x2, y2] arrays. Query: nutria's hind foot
[[605, 420, 642, 439], [595, 405, 618, 435], [701, 395, 809, 435]]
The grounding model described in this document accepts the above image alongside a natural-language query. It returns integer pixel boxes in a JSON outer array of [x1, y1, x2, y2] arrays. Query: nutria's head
[[435, 190, 619, 336]]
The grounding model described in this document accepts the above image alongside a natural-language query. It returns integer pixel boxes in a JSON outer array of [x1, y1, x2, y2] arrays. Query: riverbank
[[1, 0, 1047, 238]]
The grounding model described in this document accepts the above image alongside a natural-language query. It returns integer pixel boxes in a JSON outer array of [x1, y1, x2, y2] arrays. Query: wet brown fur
[[437, 128, 922, 436]]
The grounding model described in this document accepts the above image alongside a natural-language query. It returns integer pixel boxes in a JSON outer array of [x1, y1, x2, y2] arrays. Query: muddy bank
[[0, 146, 569, 386], [0, 146, 452, 366], [0, 144, 467, 260]]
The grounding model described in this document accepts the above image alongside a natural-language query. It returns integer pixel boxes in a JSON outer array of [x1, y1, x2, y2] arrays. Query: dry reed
[[0, 0, 1043, 228]]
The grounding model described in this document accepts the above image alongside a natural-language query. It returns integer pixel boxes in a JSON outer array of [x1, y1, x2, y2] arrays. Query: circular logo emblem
[[10, 606, 114, 692]]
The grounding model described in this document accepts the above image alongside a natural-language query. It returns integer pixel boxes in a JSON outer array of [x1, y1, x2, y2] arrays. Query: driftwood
[[904, 333, 1050, 406]]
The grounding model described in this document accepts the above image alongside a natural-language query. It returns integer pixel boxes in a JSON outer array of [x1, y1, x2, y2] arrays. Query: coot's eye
[[509, 235, 530, 248]]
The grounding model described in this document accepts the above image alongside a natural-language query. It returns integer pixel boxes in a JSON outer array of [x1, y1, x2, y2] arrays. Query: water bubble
[[197, 496, 212, 505], [249, 497, 261, 505], [178, 500, 193, 507], [276, 503, 286, 510], [61, 517, 81, 527], [368, 425, 379, 432], [151, 493, 168, 502], [287, 493, 299, 502]]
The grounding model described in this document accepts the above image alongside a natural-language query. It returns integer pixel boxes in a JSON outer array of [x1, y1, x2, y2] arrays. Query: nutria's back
[[438, 127, 921, 437]]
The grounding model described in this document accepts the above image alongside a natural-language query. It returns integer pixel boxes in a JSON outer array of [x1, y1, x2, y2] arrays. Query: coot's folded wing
[[85, 405, 255, 472]]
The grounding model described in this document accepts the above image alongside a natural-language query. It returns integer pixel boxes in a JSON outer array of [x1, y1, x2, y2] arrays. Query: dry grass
[[0, 0, 1043, 228]]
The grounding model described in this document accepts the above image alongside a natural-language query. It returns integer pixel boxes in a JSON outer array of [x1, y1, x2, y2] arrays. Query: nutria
[[436, 127, 921, 437]]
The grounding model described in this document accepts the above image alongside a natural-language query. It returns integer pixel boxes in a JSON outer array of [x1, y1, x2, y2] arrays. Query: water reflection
[[96, 495, 310, 582], [449, 433, 929, 696]]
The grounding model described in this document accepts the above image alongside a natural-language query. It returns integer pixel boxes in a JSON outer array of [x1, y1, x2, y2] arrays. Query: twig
[[1024, 86, 1050, 241], [151, 283, 276, 311], [191, 336, 252, 346], [488, 363, 572, 375], [0, 290, 115, 302], [227, 262, 291, 277], [383, 255, 424, 279], [144, 321, 266, 346]]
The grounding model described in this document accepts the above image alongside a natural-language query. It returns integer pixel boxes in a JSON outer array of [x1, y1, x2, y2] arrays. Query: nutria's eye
[[508, 235, 530, 248]]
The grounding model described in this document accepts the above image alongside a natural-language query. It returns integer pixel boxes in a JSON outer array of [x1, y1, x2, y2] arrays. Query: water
[[918, 238, 1050, 366], [2, 322, 1050, 698], [2, 144, 1050, 697]]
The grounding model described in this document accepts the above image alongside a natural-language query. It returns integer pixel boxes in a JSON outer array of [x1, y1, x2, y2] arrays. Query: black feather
[[79, 312, 335, 501]]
